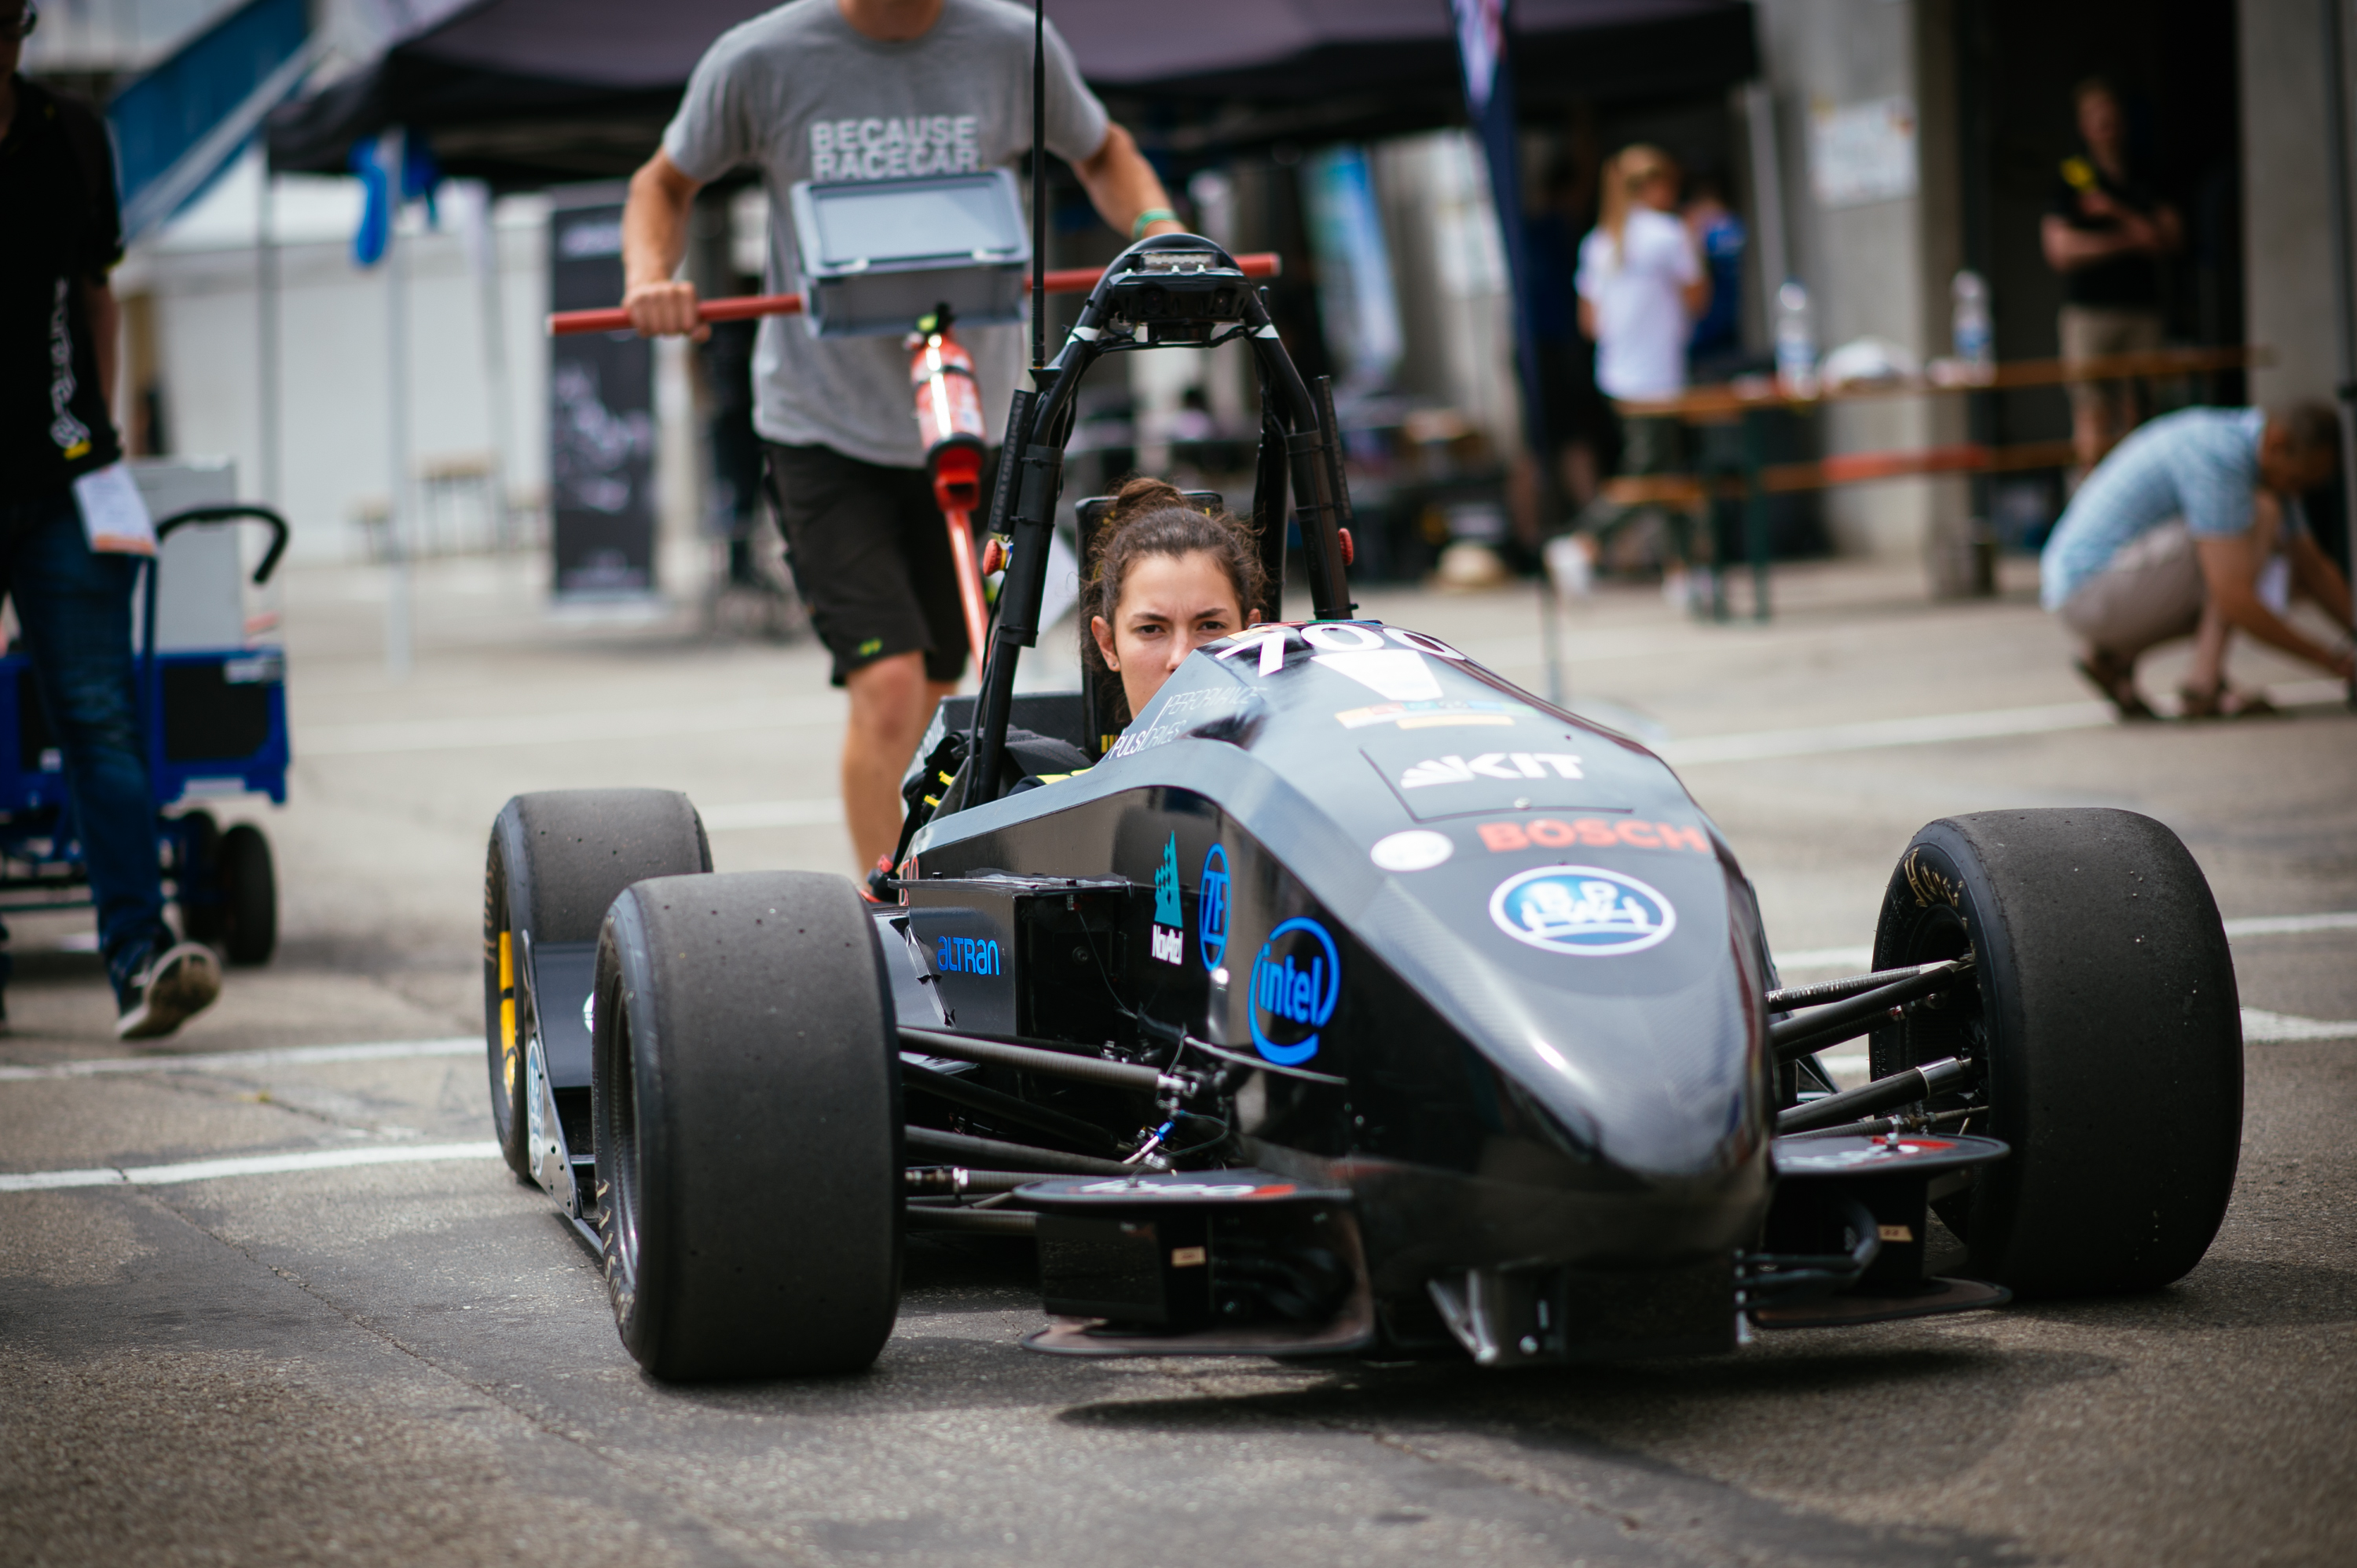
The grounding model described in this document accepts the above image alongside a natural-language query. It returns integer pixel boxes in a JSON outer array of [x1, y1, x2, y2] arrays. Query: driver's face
[[1092, 549, 1248, 720], [0, 7, 28, 79]]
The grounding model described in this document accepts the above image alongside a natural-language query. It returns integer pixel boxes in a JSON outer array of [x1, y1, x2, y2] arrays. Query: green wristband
[[1130, 207, 1178, 241]]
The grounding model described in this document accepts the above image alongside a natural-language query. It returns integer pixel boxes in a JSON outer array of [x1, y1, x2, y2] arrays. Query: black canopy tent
[[267, 0, 1757, 186]]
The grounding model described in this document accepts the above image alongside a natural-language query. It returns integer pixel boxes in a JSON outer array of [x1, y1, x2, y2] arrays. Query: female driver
[[1084, 477, 1267, 724]]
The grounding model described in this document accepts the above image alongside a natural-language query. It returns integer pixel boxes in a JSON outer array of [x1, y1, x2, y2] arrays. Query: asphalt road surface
[[4, 555, 2352, 1567]]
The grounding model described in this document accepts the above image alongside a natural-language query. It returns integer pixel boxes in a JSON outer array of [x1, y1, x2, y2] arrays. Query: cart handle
[[155, 505, 291, 585], [546, 253, 1281, 337]]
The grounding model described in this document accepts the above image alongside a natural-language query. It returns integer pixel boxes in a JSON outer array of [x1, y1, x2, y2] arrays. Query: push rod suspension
[[904, 1207, 1040, 1236], [1776, 1056, 1978, 1134], [1766, 963, 1937, 1012], [900, 1025, 1182, 1094], [1769, 958, 1972, 1062], [904, 1167, 1039, 1195], [900, 1060, 1119, 1152], [904, 1124, 1149, 1177]]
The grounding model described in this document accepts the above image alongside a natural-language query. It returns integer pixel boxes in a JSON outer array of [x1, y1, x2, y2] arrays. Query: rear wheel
[[482, 790, 711, 1180], [216, 824, 277, 965], [1871, 808, 2241, 1295], [593, 870, 902, 1379]]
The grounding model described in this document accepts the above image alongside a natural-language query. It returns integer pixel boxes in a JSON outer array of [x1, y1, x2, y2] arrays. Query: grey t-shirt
[[663, 0, 1109, 468]]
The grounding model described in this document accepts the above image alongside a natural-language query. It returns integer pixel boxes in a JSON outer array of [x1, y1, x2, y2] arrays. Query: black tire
[[592, 870, 902, 1379], [1870, 808, 2241, 1296], [217, 824, 277, 965], [482, 791, 711, 1180], [176, 811, 223, 945]]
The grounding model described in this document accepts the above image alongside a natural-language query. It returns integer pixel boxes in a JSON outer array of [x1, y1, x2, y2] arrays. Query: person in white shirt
[[1554, 145, 1710, 605]]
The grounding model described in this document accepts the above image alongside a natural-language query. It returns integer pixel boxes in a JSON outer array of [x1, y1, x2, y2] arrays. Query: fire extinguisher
[[909, 312, 992, 664]]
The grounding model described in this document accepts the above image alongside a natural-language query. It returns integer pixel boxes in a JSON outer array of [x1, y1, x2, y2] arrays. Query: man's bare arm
[[1072, 123, 1184, 242], [2286, 529, 2355, 627], [82, 279, 119, 408], [621, 150, 708, 339], [2196, 533, 2357, 680]]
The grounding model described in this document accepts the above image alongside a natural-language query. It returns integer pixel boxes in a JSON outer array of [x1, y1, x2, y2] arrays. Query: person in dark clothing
[[2041, 75, 2183, 471], [1, 2, 222, 1039]]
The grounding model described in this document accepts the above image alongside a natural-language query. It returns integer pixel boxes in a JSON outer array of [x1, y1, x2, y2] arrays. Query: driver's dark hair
[[1081, 476, 1265, 719]]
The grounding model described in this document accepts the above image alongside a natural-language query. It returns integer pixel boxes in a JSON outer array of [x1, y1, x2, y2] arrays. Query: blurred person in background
[[2042, 402, 2352, 720], [1555, 145, 1710, 607], [1682, 170, 1747, 383], [0, 0, 222, 1038], [2043, 75, 2182, 473]]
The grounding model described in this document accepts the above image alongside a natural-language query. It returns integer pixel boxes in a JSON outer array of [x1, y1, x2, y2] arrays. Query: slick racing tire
[[1870, 808, 2241, 1296], [592, 870, 902, 1379], [483, 791, 711, 1180]]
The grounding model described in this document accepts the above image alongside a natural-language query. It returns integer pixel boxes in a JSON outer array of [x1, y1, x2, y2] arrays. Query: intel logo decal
[[1248, 916, 1340, 1066], [1487, 866, 1677, 957]]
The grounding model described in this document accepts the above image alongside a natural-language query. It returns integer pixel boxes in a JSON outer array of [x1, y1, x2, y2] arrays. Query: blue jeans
[[0, 487, 173, 998]]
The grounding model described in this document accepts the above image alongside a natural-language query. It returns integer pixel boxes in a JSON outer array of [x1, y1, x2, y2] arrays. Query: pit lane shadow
[[1995, 1258, 2357, 1330]]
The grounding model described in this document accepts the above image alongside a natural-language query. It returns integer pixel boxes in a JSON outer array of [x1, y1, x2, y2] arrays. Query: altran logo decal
[[1198, 844, 1230, 968], [1248, 917, 1340, 1065], [1487, 866, 1677, 956]]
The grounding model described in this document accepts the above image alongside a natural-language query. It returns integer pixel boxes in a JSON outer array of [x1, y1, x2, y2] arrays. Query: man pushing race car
[[618, 0, 1188, 883]]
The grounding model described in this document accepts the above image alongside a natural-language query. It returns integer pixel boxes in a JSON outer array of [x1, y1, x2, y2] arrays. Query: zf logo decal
[[1488, 866, 1677, 957], [1400, 752, 1582, 789], [1249, 916, 1340, 1065], [935, 936, 1003, 976], [1198, 844, 1230, 968], [1151, 833, 1184, 965]]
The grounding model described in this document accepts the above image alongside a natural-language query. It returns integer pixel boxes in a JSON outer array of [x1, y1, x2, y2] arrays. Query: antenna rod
[[1032, 0, 1046, 372]]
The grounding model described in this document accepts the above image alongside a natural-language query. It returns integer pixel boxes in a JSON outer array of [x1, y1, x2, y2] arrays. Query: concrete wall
[[1754, 0, 1969, 561], [2240, 0, 2347, 408]]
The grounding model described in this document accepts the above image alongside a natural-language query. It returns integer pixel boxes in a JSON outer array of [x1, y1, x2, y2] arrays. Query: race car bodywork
[[485, 235, 2240, 1378]]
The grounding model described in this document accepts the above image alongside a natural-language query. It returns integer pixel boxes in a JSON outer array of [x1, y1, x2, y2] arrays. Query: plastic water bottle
[[1774, 280, 1817, 397], [1951, 270, 1993, 373]]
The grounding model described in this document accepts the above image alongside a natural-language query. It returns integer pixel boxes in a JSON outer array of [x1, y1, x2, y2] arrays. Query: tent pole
[[384, 137, 413, 680], [257, 157, 281, 508]]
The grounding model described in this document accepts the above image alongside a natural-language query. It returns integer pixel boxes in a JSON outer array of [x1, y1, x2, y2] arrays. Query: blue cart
[[0, 505, 291, 965]]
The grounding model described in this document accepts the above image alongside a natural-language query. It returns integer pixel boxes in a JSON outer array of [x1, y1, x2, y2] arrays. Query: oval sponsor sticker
[[1369, 829, 1453, 872], [1487, 865, 1676, 956]]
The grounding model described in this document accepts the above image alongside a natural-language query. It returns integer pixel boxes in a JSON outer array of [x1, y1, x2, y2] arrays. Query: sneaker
[[115, 941, 222, 1041]]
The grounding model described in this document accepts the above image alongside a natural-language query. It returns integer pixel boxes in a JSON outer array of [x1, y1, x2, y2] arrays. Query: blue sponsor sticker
[[1487, 866, 1676, 956], [1153, 833, 1182, 928], [1248, 916, 1340, 1066], [1198, 844, 1230, 968], [934, 935, 1003, 976]]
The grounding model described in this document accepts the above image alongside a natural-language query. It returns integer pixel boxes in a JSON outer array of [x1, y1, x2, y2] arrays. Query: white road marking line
[[298, 698, 846, 756], [1772, 911, 2357, 973], [0, 1037, 478, 1083], [697, 798, 845, 830], [0, 1141, 501, 1193], [2241, 1009, 2357, 1042], [1657, 680, 2348, 768]]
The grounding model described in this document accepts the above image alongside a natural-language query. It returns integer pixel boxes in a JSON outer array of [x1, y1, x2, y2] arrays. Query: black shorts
[[764, 442, 973, 686]]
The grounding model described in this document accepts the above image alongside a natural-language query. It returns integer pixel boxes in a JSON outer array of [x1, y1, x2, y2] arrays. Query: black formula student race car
[[480, 236, 2244, 1379]]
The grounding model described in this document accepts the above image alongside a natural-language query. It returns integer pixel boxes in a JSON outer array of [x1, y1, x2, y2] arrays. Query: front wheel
[[1871, 808, 2242, 1295], [593, 870, 903, 1379]]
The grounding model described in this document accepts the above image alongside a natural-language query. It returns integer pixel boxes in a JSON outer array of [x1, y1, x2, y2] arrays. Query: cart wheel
[[176, 811, 223, 945], [593, 870, 901, 1379], [216, 825, 277, 965], [1870, 808, 2241, 1296], [482, 791, 711, 1181]]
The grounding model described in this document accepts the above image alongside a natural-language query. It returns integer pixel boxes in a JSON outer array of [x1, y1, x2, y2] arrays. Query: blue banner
[[108, 0, 313, 240]]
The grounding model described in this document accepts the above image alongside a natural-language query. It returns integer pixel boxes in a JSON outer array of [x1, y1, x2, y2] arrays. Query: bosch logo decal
[[1488, 866, 1677, 957], [1478, 818, 1710, 855], [1249, 916, 1340, 1066]]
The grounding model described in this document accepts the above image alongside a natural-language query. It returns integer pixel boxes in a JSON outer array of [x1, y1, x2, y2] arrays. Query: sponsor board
[[1478, 818, 1710, 854], [1070, 1179, 1299, 1199], [1335, 698, 1521, 731], [1248, 916, 1340, 1065], [1400, 751, 1582, 789], [1487, 866, 1677, 956], [1199, 844, 1230, 967], [935, 935, 1004, 975]]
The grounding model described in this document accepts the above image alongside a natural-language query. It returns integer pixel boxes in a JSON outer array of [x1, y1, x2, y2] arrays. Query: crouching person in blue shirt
[[2040, 402, 2355, 718]]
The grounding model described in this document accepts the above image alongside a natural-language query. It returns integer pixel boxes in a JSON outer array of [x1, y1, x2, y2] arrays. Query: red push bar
[[547, 252, 1281, 336]]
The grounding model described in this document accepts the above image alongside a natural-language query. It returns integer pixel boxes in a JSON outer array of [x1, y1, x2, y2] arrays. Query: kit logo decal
[[1151, 833, 1184, 965], [1478, 818, 1710, 854], [934, 935, 1003, 976], [1249, 916, 1341, 1065], [1488, 866, 1677, 957], [1399, 752, 1582, 788], [1199, 844, 1230, 968]]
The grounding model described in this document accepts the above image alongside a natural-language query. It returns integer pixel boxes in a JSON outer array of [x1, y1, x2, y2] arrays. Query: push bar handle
[[546, 253, 1281, 336], [155, 504, 291, 585]]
